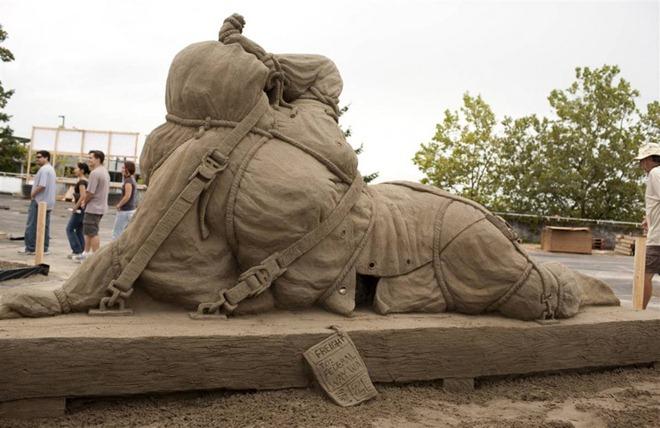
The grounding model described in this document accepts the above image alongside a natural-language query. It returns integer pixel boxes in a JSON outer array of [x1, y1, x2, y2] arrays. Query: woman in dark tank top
[[66, 162, 89, 257], [112, 160, 138, 240]]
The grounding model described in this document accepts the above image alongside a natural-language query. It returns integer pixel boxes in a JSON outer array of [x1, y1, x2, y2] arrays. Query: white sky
[[2, 0, 659, 182]]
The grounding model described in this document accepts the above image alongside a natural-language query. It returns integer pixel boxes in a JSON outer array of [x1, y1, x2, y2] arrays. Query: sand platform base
[[1, 304, 659, 418]]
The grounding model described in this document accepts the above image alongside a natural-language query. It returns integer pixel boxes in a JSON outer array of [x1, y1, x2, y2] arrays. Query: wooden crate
[[592, 238, 604, 250], [614, 235, 636, 256], [541, 227, 592, 254]]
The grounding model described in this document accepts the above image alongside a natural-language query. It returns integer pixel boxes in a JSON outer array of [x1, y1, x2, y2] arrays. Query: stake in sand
[[34, 201, 47, 265], [633, 236, 647, 310]]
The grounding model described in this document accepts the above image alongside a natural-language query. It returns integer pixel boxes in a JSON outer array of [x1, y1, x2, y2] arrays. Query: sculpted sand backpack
[[0, 14, 619, 321]]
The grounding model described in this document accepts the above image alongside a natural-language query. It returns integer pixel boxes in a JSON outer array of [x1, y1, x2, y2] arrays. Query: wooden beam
[[0, 397, 65, 419], [443, 378, 474, 393], [26, 127, 35, 181], [80, 130, 86, 162], [33, 126, 138, 136], [29, 127, 139, 165], [134, 133, 139, 158], [107, 131, 113, 159], [52, 128, 60, 169], [33, 201, 47, 265], [0, 306, 658, 405], [633, 236, 647, 310]]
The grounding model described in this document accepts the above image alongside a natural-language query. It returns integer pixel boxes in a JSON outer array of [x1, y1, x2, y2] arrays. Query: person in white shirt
[[636, 143, 660, 309], [19, 150, 56, 255]]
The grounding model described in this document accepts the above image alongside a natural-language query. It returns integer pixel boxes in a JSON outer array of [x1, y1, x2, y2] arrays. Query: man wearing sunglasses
[[19, 150, 56, 255]]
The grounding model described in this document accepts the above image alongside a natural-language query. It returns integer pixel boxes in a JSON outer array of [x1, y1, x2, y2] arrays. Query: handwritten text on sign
[[304, 331, 378, 406]]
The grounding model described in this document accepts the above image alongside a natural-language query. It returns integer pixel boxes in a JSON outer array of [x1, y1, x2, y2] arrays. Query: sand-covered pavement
[[3, 365, 659, 427]]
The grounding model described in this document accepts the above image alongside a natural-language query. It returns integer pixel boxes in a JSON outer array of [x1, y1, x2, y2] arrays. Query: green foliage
[[491, 114, 548, 214], [339, 104, 379, 184], [0, 24, 26, 173], [338, 104, 352, 139], [0, 26, 14, 63], [412, 93, 498, 206], [641, 101, 660, 145], [0, 127, 27, 173], [414, 65, 655, 222], [362, 171, 379, 184], [540, 66, 643, 220]]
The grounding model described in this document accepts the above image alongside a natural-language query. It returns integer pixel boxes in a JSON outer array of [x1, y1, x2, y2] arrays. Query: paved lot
[[0, 194, 115, 280], [0, 194, 657, 309], [529, 247, 660, 309]]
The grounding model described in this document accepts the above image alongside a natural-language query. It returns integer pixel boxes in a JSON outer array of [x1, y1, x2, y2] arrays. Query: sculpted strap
[[194, 172, 365, 318], [89, 97, 268, 315]]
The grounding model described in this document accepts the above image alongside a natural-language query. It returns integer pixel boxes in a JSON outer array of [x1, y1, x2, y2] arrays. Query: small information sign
[[303, 330, 378, 406]]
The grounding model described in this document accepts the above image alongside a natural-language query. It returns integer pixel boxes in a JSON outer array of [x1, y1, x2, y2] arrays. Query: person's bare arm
[[116, 183, 132, 209], [81, 190, 94, 209], [73, 184, 87, 210], [30, 185, 45, 199]]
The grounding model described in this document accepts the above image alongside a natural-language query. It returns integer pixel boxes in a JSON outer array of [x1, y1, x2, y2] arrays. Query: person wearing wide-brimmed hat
[[635, 143, 660, 309]]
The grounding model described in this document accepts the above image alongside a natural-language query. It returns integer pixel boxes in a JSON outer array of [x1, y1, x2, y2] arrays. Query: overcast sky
[[2, 0, 659, 182]]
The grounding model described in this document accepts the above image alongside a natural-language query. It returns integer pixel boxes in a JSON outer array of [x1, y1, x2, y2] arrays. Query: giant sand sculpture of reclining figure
[[0, 14, 619, 321]]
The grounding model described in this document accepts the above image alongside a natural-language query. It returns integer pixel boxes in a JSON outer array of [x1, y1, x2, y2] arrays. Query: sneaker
[[72, 253, 87, 263], [44, 251, 51, 255], [17, 248, 35, 255], [67, 253, 80, 260]]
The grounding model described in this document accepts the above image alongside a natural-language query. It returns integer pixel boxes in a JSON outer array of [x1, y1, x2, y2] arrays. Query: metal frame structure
[[26, 126, 140, 180]]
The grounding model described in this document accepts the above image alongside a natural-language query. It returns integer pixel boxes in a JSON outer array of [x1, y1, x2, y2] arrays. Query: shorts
[[645, 245, 660, 274], [83, 213, 103, 237]]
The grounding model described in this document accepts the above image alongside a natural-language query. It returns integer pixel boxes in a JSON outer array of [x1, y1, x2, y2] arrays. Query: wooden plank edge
[[1, 317, 659, 403], [0, 397, 65, 419]]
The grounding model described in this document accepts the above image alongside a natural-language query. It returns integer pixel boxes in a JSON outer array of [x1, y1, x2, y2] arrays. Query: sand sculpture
[[0, 14, 620, 321]]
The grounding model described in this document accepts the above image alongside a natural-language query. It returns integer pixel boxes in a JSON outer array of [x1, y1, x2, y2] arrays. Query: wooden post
[[26, 127, 35, 181], [34, 202, 47, 265], [52, 127, 60, 169], [633, 236, 647, 310], [108, 131, 113, 160], [133, 132, 139, 158], [80, 130, 86, 161]]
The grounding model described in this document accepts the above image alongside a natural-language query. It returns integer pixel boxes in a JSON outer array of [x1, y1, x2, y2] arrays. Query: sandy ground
[[2, 366, 659, 427], [1, 195, 659, 427]]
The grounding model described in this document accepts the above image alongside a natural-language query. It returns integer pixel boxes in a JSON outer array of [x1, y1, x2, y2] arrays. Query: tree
[[412, 93, 498, 206], [492, 114, 548, 213], [641, 101, 660, 145], [539, 66, 644, 220], [0, 24, 26, 173], [338, 104, 379, 184], [415, 66, 649, 222]]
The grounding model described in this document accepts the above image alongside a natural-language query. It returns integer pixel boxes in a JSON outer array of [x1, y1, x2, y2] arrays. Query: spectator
[[637, 143, 660, 309], [66, 162, 89, 258], [75, 150, 110, 262], [19, 150, 56, 255], [112, 160, 138, 240]]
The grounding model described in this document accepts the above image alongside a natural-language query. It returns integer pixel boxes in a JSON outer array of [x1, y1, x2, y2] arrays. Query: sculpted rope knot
[[219, 13, 245, 42]]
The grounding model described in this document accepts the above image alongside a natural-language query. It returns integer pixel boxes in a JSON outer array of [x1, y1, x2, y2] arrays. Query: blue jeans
[[24, 200, 51, 252], [66, 210, 85, 254], [112, 209, 135, 240]]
